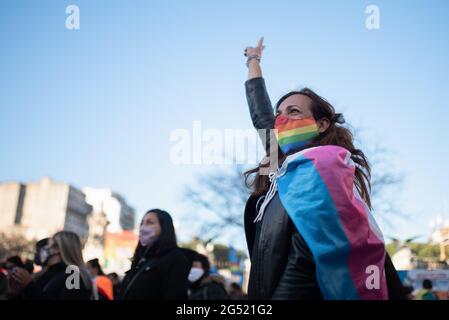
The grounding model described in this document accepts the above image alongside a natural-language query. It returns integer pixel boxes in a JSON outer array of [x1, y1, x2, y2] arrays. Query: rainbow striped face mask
[[274, 115, 319, 154]]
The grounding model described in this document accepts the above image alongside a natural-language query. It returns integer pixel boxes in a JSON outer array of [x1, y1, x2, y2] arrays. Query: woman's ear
[[317, 118, 330, 133]]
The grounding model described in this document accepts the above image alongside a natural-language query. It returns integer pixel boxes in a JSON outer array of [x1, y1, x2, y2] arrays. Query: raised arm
[[244, 37, 275, 154]]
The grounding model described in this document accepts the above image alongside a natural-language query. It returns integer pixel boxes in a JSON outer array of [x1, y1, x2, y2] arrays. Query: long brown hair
[[53, 231, 92, 291], [244, 88, 372, 209]]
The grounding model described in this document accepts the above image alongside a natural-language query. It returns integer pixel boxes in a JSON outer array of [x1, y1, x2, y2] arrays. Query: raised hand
[[244, 37, 265, 59], [245, 37, 265, 79], [11, 267, 33, 288]]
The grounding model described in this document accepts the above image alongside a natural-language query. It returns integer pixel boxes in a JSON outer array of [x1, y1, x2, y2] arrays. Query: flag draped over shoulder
[[276, 145, 388, 300]]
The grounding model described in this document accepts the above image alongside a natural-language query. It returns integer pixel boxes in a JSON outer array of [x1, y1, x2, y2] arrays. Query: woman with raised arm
[[243, 38, 405, 300]]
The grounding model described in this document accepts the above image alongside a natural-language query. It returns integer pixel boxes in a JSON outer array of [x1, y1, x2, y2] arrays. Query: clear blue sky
[[1, 0, 448, 249]]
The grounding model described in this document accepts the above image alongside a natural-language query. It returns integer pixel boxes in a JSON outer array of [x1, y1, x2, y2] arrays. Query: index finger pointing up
[[257, 37, 264, 49]]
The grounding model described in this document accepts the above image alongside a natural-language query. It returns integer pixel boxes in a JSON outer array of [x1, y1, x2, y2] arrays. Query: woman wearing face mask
[[119, 209, 191, 300], [11, 231, 92, 300], [33, 238, 49, 270], [242, 38, 405, 300], [188, 253, 230, 300]]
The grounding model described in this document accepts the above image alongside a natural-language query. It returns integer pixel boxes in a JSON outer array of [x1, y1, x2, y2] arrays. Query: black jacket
[[189, 276, 230, 300], [245, 193, 322, 299], [244, 77, 406, 300], [120, 247, 190, 300], [22, 262, 91, 300]]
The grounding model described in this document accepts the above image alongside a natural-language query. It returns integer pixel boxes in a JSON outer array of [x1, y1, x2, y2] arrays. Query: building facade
[[82, 187, 136, 273], [0, 177, 92, 241], [1, 178, 137, 274], [82, 188, 135, 233]]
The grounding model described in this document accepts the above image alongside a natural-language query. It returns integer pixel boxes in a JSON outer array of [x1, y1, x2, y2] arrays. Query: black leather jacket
[[245, 193, 322, 299], [244, 77, 405, 300]]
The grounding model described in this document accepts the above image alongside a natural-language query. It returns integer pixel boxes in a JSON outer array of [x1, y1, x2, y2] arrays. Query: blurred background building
[[0, 177, 92, 241], [388, 219, 449, 299], [0, 177, 137, 275], [82, 187, 137, 274]]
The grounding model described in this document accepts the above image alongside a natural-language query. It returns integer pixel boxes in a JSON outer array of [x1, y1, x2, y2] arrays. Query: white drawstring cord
[[253, 171, 278, 223], [255, 195, 266, 213]]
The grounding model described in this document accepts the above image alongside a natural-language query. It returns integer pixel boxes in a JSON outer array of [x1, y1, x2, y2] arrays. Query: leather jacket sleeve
[[245, 77, 275, 129], [271, 229, 323, 300], [245, 77, 276, 154]]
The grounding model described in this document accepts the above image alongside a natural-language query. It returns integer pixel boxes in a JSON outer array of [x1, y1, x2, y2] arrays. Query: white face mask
[[39, 248, 49, 265], [188, 267, 204, 283], [139, 225, 158, 247]]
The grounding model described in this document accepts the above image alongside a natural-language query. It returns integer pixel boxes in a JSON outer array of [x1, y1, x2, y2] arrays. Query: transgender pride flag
[[276, 145, 388, 300]]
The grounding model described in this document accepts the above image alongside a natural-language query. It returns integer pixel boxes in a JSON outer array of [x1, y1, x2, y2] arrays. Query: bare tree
[[363, 142, 405, 229], [183, 165, 250, 242], [0, 232, 35, 260]]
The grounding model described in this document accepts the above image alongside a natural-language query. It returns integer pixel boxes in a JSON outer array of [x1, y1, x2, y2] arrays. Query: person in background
[[4, 256, 34, 274], [4, 256, 25, 271], [4, 256, 28, 299], [228, 282, 246, 300], [119, 209, 191, 300], [403, 285, 415, 300], [0, 268, 8, 300], [106, 272, 122, 300], [23, 259, 34, 274], [11, 231, 92, 300], [416, 279, 439, 300], [33, 238, 49, 268], [86, 258, 114, 300], [188, 253, 230, 300], [31, 238, 50, 284]]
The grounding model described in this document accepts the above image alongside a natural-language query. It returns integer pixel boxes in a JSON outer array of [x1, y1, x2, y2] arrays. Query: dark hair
[[131, 209, 178, 269], [35, 238, 49, 251], [33, 238, 49, 267], [5, 256, 33, 274], [422, 279, 433, 290], [231, 282, 241, 290], [6, 256, 24, 268], [87, 258, 105, 276], [0, 271, 8, 295], [107, 272, 119, 279], [244, 88, 372, 209], [194, 253, 211, 275], [403, 285, 414, 295], [24, 259, 34, 274]]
